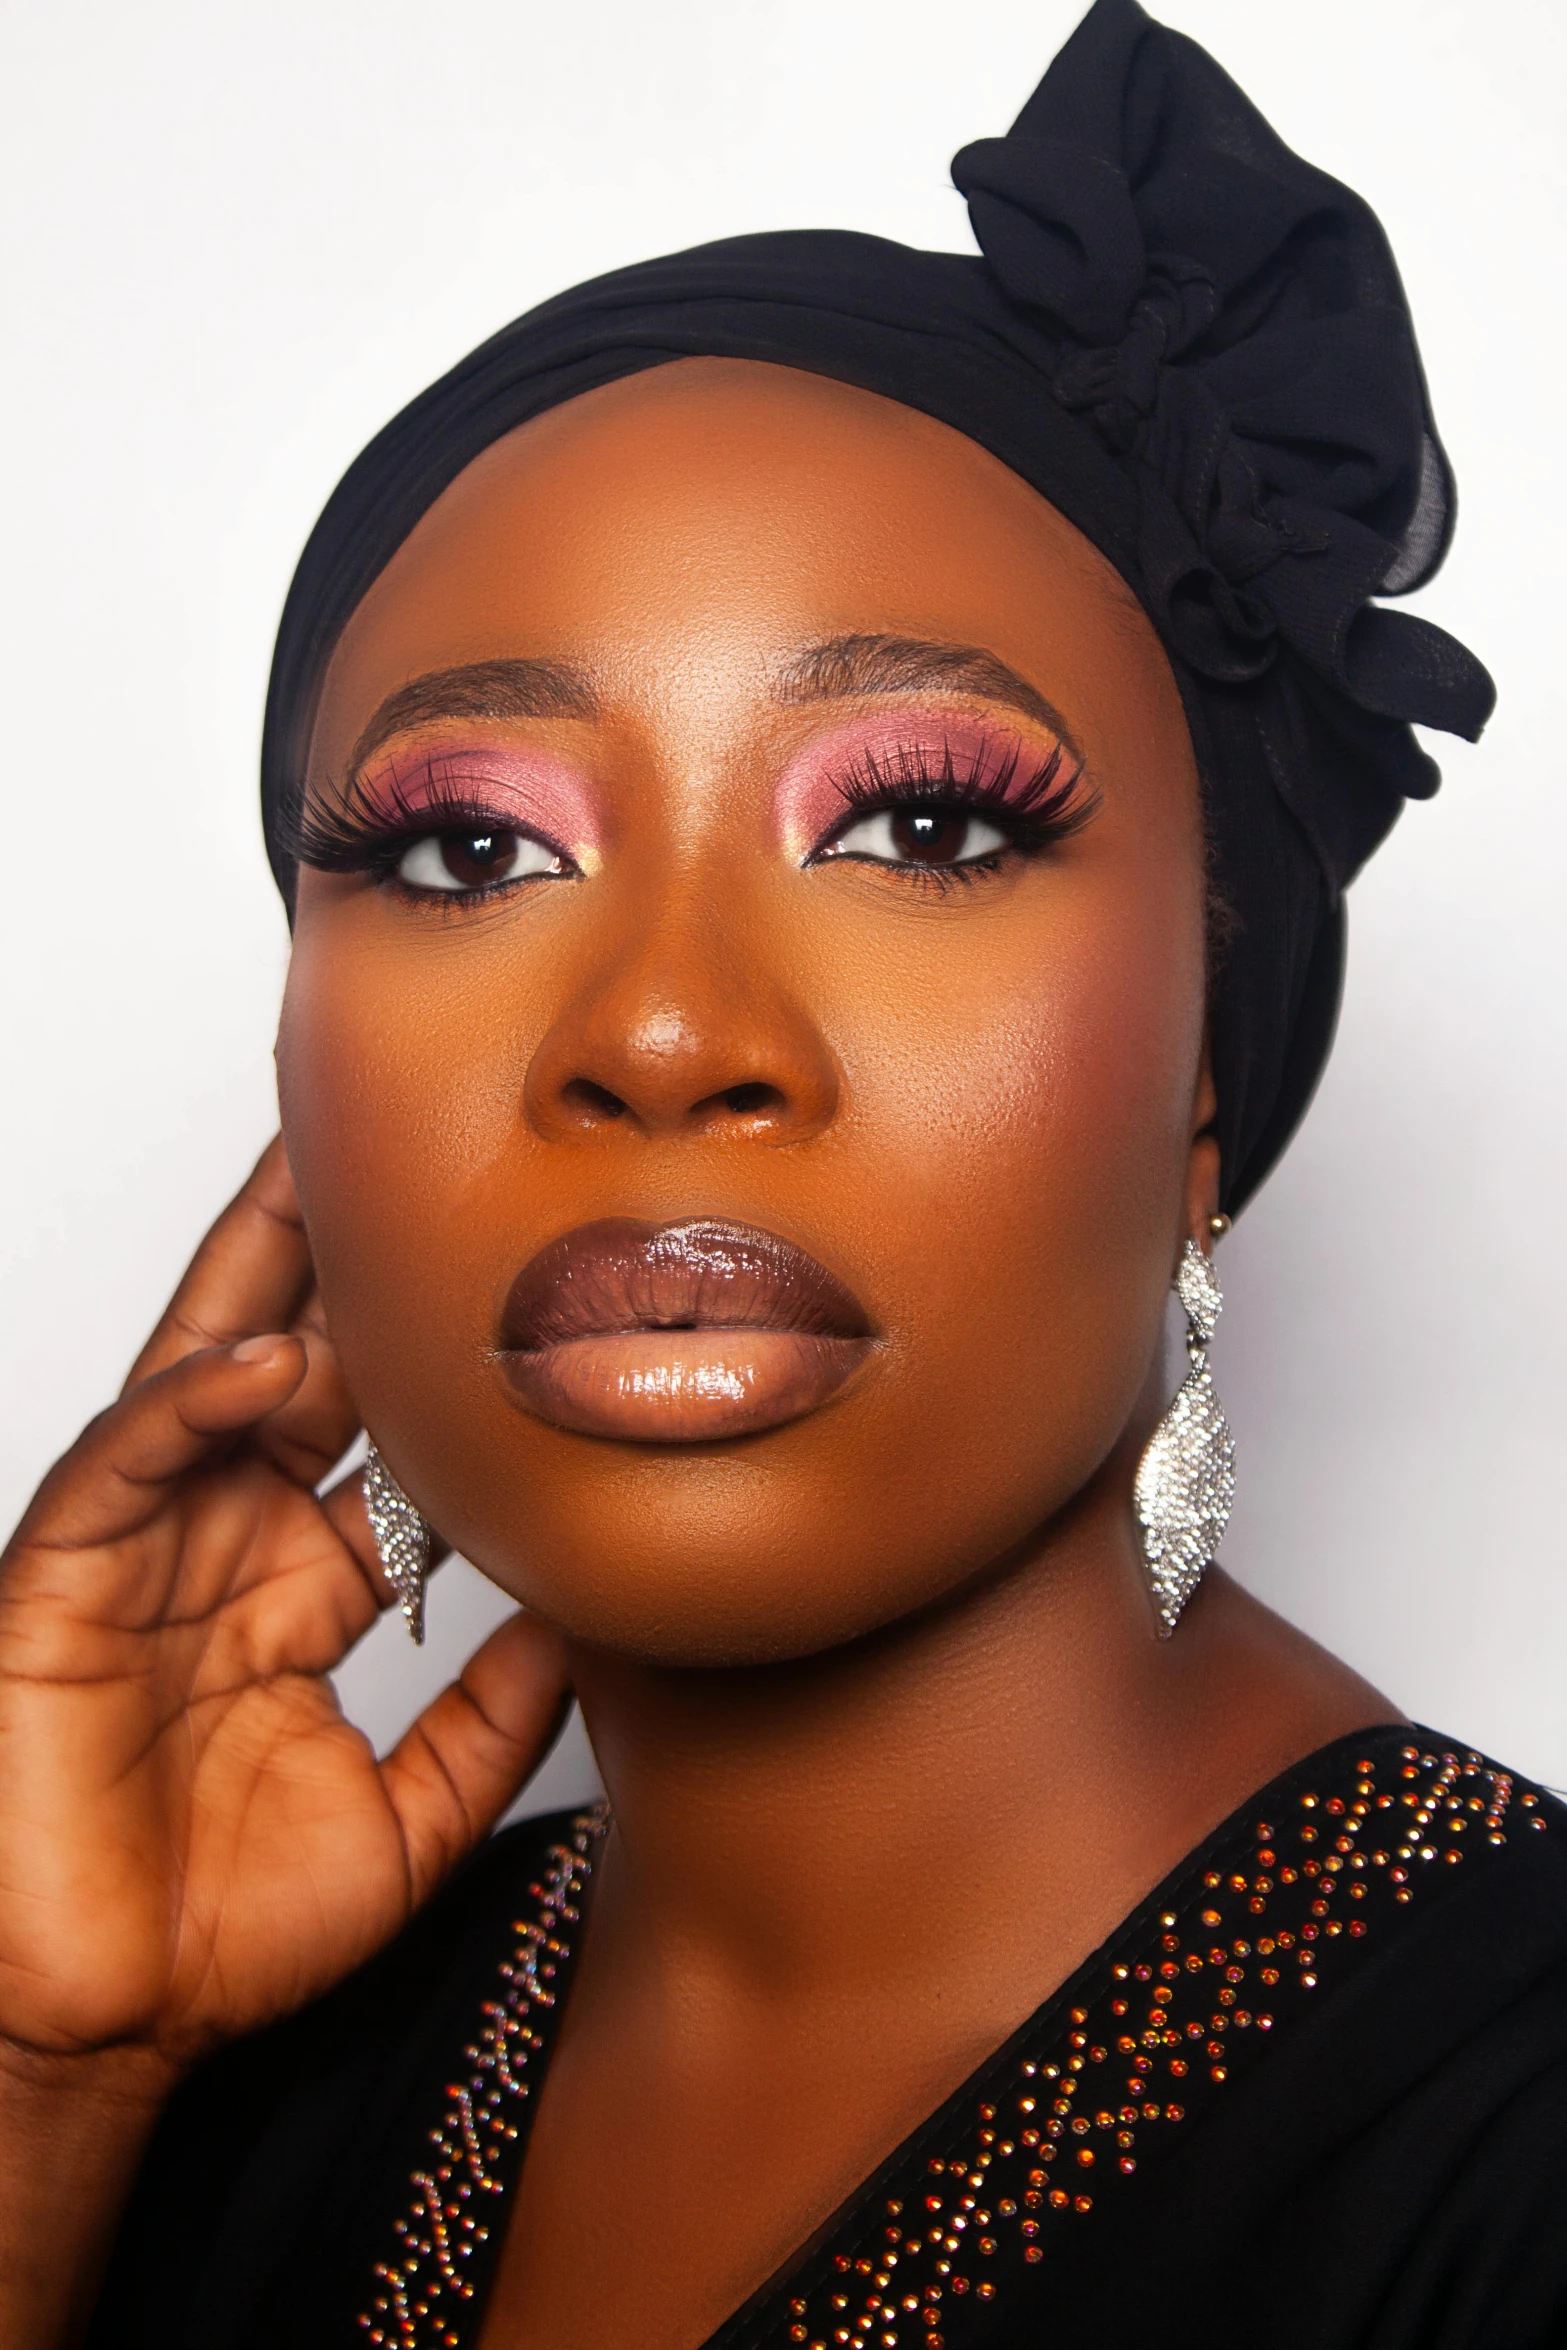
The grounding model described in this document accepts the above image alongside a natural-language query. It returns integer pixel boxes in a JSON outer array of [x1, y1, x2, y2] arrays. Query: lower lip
[[500, 1329, 869, 1442]]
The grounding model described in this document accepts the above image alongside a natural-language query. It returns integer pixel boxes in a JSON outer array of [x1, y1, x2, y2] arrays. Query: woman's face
[[278, 358, 1215, 1666]]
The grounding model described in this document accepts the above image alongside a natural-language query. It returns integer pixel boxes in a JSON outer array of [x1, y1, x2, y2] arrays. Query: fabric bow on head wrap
[[263, 0, 1493, 1213]]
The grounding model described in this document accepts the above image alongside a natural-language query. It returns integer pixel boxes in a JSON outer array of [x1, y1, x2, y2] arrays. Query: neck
[[567, 1447, 1396, 2035]]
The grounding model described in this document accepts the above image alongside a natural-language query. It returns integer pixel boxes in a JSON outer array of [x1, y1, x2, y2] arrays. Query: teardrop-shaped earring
[[1134, 1229, 1236, 1636], [362, 1441, 434, 1645]]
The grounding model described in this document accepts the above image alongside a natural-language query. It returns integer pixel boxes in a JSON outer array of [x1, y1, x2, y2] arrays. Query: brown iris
[[436, 828, 521, 888], [889, 807, 978, 864]]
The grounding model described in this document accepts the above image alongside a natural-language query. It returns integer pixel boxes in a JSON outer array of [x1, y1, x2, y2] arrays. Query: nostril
[[561, 1078, 630, 1123], [721, 1083, 783, 1117]]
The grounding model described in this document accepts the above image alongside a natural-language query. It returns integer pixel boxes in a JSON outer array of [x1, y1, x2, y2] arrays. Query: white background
[[2, 0, 1563, 1808]]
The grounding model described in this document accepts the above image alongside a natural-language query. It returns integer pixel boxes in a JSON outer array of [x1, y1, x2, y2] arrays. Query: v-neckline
[[355, 1723, 1542, 2349]]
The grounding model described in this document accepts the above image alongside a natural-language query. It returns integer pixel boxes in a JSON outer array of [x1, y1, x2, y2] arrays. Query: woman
[[3, 3, 1562, 2344]]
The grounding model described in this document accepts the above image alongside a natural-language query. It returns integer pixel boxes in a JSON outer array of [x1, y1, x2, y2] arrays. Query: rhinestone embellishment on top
[[1135, 1240, 1236, 1634], [359, 1808, 609, 2348], [356, 1741, 1544, 2350], [766, 1743, 1542, 2350]]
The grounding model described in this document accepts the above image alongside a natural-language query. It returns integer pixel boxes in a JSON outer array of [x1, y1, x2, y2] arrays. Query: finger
[[12, 1337, 309, 1560], [123, 1137, 314, 1392], [251, 1285, 362, 1489], [380, 1614, 573, 1907]]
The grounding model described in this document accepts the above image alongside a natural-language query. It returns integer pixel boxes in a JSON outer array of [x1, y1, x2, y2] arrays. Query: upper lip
[[498, 1217, 871, 1352]]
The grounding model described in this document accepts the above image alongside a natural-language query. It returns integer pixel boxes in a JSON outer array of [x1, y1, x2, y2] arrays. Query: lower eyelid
[[821, 808, 1011, 864], [393, 829, 569, 894]]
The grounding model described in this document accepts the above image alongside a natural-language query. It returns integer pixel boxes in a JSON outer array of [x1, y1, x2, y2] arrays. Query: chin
[[445, 1431, 1081, 1670]]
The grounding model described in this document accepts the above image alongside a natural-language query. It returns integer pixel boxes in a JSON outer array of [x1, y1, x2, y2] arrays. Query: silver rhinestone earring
[[1134, 1229, 1236, 1636], [362, 1442, 433, 1644]]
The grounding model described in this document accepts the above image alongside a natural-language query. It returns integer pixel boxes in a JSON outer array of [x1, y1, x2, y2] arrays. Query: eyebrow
[[346, 658, 600, 776], [342, 634, 1080, 782], [775, 634, 1083, 757]]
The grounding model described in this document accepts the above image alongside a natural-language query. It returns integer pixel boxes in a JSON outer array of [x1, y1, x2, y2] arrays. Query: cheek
[[838, 903, 1197, 1216], [275, 919, 535, 1406], [816, 877, 1202, 1477]]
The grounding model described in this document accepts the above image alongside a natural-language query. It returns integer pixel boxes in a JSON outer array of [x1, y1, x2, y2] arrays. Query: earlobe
[[1186, 1132, 1222, 1244], [1185, 1038, 1223, 1242]]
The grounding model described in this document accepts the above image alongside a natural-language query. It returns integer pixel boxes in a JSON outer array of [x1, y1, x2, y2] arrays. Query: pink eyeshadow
[[773, 710, 1067, 862], [355, 742, 604, 865]]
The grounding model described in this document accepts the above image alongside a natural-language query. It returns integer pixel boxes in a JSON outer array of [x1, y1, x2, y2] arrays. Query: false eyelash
[[280, 761, 569, 879], [821, 735, 1098, 857]]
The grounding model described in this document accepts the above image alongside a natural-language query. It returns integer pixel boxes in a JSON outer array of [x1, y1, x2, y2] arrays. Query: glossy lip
[[497, 1217, 873, 1443]]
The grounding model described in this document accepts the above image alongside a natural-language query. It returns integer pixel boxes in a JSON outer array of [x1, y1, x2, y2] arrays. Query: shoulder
[[1168, 1727, 1567, 2347], [1244, 1729, 1567, 2348], [1016, 1729, 1567, 2349], [87, 1805, 599, 2350], [1336, 1725, 1567, 1995], [1200, 1724, 1567, 2130]]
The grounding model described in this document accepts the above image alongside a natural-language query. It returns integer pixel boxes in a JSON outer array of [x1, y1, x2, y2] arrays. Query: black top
[[91, 1725, 1567, 2349]]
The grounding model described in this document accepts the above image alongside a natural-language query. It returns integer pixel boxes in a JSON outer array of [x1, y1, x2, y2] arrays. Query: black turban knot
[[262, 0, 1493, 1213]]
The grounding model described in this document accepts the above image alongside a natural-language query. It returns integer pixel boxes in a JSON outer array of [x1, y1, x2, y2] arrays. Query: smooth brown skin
[[0, 360, 1394, 2350]]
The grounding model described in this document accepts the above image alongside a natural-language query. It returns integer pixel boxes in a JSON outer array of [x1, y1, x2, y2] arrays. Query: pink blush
[[773, 712, 1056, 862], [355, 743, 604, 866]]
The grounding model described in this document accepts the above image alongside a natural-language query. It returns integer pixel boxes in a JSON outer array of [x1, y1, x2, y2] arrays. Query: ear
[[1184, 1031, 1222, 1248]]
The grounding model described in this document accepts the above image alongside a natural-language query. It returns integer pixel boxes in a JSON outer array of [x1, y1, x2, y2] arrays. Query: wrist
[[0, 2028, 177, 2112], [0, 2037, 175, 2348]]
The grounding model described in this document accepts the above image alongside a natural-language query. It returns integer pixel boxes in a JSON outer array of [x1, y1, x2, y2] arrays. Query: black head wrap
[[262, 0, 1493, 1213]]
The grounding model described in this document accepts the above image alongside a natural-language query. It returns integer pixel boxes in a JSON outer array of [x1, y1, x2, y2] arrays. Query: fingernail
[[232, 1334, 287, 1366]]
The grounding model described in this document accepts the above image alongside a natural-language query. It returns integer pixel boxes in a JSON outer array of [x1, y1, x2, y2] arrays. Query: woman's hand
[[0, 1135, 570, 2088]]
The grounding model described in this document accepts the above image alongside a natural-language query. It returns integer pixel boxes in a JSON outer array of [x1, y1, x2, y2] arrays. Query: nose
[[523, 908, 841, 1144]]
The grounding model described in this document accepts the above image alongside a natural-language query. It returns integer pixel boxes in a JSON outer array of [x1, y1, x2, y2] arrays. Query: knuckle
[[166, 1306, 231, 1353]]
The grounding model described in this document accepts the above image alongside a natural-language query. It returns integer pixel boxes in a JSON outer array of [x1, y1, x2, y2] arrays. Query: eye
[[819, 805, 1010, 869], [396, 826, 567, 893]]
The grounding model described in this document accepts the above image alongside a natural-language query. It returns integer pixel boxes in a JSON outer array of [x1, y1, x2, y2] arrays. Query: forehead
[[309, 357, 1185, 790]]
